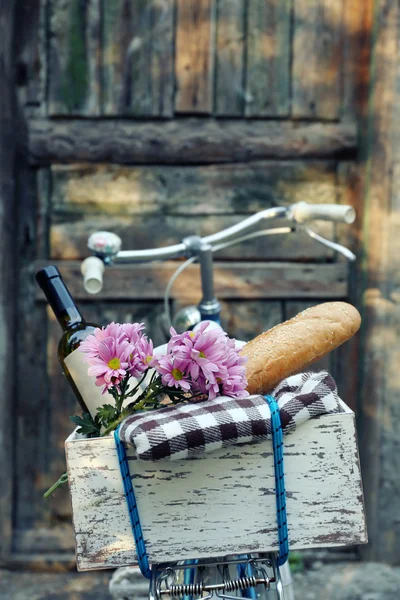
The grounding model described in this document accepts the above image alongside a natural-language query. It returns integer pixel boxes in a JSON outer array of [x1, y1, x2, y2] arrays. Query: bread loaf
[[240, 302, 361, 394]]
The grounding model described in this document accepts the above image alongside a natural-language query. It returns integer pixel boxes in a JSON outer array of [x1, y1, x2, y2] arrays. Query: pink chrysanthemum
[[157, 322, 249, 400], [87, 336, 133, 394], [121, 322, 145, 344], [79, 322, 122, 358], [80, 321, 156, 389], [155, 354, 191, 391]]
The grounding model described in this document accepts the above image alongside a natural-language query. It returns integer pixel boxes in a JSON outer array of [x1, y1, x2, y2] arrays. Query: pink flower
[[79, 322, 122, 358], [87, 336, 133, 394], [135, 335, 154, 370], [157, 322, 249, 400], [155, 355, 191, 391], [80, 321, 156, 391], [127, 334, 155, 378], [121, 323, 145, 344]]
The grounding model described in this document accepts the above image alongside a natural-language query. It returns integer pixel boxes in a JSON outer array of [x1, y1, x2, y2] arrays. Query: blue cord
[[264, 395, 289, 566], [114, 426, 152, 579], [115, 397, 289, 577]]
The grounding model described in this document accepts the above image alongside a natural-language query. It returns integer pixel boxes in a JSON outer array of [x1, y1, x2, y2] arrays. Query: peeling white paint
[[65, 400, 367, 571]]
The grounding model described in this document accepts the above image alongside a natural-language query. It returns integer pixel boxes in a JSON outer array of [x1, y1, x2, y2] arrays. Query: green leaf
[[97, 403, 117, 426], [70, 412, 101, 437]]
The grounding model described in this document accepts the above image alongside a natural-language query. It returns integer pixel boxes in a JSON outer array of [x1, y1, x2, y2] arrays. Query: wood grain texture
[[360, 0, 400, 562], [102, 0, 174, 116], [49, 160, 336, 261], [49, 161, 338, 216], [27, 119, 358, 165], [215, 0, 245, 116], [357, 0, 400, 562], [245, 0, 291, 117], [48, 0, 101, 115], [219, 300, 283, 341], [14, 0, 45, 112], [34, 260, 350, 301], [175, 0, 215, 113], [292, 0, 343, 119], [334, 162, 362, 414], [0, 0, 17, 558], [341, 0, 374, 121], [66, 403, 367, 570]]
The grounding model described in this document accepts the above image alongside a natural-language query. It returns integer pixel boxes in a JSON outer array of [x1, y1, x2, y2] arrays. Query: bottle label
[[65, 348, 106, 418]]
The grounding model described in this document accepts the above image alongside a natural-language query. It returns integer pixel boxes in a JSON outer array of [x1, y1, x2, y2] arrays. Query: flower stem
[[43, 471, 69, 498]]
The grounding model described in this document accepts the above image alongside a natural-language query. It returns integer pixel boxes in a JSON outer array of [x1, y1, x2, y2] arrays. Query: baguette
[[240, 301, 361, 395]]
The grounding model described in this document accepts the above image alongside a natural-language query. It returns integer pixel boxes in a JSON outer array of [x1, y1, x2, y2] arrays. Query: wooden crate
[[65, 400, 367, 571]]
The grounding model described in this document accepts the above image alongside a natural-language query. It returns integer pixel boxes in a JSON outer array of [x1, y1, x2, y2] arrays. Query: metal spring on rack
[[166, 575, 271, 597], [224, 576, 258, 592], [169, 583, 204, 597]]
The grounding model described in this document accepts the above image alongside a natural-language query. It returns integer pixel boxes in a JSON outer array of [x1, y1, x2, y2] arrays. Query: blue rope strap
[[115, 397, 289, 575], [114, 426, 152, 579], [264, 395, 289, 566]]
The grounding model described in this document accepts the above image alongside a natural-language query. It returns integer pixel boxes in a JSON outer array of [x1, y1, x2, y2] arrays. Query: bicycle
[[78, 201, 357, 600]]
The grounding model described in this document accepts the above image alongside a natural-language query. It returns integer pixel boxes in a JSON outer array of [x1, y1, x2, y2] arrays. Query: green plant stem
[[43, 472, 68, 498]]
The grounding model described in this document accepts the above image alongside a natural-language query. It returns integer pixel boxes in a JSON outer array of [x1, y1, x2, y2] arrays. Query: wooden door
[[2, 0, 371, 566]]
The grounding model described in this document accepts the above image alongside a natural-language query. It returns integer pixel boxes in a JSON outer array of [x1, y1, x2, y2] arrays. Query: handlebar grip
[[81, 256, 105, 294], [290, 202, 356, 224]]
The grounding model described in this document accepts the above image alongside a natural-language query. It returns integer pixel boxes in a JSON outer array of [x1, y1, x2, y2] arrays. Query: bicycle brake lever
[[303, 226, 356, 261]]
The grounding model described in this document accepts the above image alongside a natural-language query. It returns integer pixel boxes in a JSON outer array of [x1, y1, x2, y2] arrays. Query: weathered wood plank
[[245, 0, 291, 117], [48, 0, 101, 115], [36, 168, 51, 257], [14, 301, 51, 529], [358, 0, 400, 563], [102, 0, 174, 116], [14, 0, 46, 112], [341, 0, 374, 120], [215, 0, 245, 116], [333, 162, 363, 413], [66, 404, 367, 570], [50, 161, 338, 216], [49, 160, 336, 261], [219, 300, 283, 341], [27, 119, 358, 165], [34, 261, 350, 301], [336, 162, 362, 254], [0, 0, 17, 559], [102, 0, 132, 115], [292, 0, 343, 119], [145, 0, 175, 117], [175, 0, 215, 113]]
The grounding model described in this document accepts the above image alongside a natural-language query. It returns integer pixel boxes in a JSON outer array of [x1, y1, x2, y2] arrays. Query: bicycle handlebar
[[81, 256, 105, 295], [289, 202, 356, 224], [82, 202, 356, 294]]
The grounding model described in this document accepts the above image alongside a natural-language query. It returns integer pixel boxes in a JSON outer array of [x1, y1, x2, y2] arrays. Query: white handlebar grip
[[81, 256, 105, 294], [291, 202, 356, 224]]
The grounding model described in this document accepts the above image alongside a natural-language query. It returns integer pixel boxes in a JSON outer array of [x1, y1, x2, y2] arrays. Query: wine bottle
[[36, 265, 105, 419]]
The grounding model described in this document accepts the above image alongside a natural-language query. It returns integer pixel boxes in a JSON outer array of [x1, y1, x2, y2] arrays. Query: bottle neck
[[41, 276, 84, 331]]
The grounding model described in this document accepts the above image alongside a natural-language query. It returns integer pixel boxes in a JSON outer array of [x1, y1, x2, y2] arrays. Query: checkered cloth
[[119, 371, 340, 461]]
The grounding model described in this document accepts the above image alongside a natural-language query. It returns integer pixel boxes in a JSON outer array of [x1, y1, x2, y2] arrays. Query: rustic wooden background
[[5, 0, 396, 570]]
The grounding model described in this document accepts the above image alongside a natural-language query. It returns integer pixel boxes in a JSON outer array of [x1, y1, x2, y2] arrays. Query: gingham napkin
[[119, 371, 340, 461]]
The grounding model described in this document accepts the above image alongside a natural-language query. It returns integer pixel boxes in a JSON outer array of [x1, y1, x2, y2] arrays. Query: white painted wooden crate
[[65, 399, 367, 571]]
